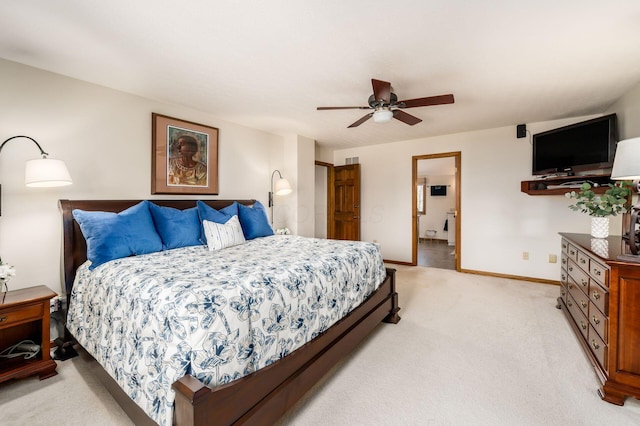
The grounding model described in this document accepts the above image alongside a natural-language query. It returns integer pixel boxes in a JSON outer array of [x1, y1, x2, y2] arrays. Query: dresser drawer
[[589, 305, 608, 343], [561, 252, 569, 270], [590, 260, 608, 288], [567, 259, 589, 293], [0, 303, 43, 329], [576, 250, 590, 272], [559, 282, 568, 302], [589, 326, 608, 371], [560, 267, 568, 285], [589, 281, 608, 315], [567, 293, 589, 340], [567, 243, 579, 261], [568, 277, 589, 317]]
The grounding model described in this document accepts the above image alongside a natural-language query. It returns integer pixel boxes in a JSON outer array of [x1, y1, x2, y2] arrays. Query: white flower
[[0, 261, 16, 280], [275, 227, 291, 235]]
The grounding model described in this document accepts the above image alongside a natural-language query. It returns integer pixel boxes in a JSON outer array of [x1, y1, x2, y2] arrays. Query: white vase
[[590, 238, 609, 257], [591, 216, 610, 239]]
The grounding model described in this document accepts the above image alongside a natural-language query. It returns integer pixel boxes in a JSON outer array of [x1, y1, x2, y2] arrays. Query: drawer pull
[[567, 300, 573, 307], [580, 321, 587, 330], [595, 270, 602, 276], [592, 316, 601, 325], [570, 250, 576, 255], [569, 266, 574, 272], [591, 340, 600, 350], [561, 289, 566, 296], [0, 316, 6, 323], [592, 291, 600, 300], [568, 283, 573, 289], [581, 300, 588, 309], [561, 274, 566, 281], [580, 279, 588, 287], [580, 258, 586, 264]]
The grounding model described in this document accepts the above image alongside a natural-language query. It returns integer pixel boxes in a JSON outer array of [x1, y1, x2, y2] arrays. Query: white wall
[[0, 59, 286, 294], [608, 81, 640, 140], [333, 112, 636, 281]]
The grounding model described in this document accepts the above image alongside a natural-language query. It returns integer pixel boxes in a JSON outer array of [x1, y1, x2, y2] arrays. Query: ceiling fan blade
[[393, 110, 422, 126], [371, 79, 391, 104], [317, 106, 370, 110], [348, 113, 373, 128], [398, 94, 455, 108]]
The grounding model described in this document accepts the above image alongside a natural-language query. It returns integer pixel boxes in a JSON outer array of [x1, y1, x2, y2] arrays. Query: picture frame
[[151, 113, 219, 195]]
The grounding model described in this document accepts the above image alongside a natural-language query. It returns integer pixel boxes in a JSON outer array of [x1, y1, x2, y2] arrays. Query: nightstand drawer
[[0, 303, 43, 329]]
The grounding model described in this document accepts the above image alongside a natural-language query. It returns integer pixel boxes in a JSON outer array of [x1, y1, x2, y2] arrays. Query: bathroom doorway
[[412, 152, 460, 270]]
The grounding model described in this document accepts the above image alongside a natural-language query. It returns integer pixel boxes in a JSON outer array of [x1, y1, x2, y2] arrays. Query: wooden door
[[331, 164, 360, 240]]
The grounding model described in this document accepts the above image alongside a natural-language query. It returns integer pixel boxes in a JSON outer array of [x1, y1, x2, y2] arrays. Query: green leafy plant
[[566, 181, 632, 217]]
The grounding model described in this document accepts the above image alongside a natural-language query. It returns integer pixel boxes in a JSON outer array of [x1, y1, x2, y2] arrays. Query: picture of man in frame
[[167, 128, 209, 187]]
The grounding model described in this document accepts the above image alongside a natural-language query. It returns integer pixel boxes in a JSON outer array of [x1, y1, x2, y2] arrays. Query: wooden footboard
[[172, 268, 400, 425]]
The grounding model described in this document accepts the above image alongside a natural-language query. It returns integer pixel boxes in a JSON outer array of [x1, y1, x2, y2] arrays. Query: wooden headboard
[[58, 199, 256, 298]]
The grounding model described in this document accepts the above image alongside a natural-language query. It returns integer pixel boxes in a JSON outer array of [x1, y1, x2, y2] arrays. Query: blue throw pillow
[[237, 201, 274, 239], [72, 201, 163, 270], [149, 203, 201, 249], [196, 201, 238, 243]]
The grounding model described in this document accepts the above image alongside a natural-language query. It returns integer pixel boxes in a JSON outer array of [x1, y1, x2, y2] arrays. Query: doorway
[[412, 152, 461, 270]]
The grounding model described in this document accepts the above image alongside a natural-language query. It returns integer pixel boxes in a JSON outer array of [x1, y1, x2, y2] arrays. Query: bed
[[59, 199, 401, 425]]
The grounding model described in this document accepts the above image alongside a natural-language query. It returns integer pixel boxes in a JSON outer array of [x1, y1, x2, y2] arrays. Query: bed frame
[[59, 199, 401, 425]]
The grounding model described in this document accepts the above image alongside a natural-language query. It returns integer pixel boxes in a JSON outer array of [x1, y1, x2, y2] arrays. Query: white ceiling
[[2, 1, 640, 150]]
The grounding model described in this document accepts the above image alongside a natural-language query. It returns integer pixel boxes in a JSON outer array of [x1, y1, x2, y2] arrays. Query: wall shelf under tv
[[521, 174, 613, 196]]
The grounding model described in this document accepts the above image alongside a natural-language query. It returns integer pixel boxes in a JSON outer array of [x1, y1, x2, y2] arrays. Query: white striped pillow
[[203, 216, 246, 251]]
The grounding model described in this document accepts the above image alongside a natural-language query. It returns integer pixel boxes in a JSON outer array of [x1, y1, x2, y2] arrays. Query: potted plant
[[566, 181, 632, 238], [0, 258, 16, 293]]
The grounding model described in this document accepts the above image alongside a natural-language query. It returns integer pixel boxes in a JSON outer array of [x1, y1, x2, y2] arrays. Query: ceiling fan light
[[372, 109, 394, 123]]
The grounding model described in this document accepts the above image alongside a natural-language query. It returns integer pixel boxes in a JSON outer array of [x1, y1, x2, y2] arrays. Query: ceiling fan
[[317, 78, 454, 128]]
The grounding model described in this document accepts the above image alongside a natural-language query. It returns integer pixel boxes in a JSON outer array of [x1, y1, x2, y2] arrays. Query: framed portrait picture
[[151, 113, 219, 195]]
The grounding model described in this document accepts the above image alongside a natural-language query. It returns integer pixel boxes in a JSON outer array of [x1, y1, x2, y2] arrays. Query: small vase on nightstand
[[590, 216, 610, 239]]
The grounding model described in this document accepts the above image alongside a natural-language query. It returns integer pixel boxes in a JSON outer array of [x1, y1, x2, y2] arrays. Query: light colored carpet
[[1, 265, 639, 425]]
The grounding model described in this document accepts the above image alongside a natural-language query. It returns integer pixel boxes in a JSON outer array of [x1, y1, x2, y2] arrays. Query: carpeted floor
[[1, 265, 639, 425]]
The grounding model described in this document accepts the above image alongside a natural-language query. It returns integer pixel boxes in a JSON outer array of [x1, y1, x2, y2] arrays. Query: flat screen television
[[532, 113, 618, 176], [430, 185, 447, 196]]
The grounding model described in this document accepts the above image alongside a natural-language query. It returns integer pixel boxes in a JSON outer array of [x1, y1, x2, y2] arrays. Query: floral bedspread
[[66, 235, 386, 426]]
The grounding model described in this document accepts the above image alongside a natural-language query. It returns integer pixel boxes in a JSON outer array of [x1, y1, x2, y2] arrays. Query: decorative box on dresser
[[558, 233, 640, 405]]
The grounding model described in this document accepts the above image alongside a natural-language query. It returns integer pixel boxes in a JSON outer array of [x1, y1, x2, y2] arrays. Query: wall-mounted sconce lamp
[[269, 169, 292, 223], [0, 135, 73, 215], [610, 136, 640, 262]]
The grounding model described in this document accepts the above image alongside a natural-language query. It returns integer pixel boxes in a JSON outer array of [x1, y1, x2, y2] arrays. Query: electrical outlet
[[522, 251, 529, 260], [549, 254, 558, 263]]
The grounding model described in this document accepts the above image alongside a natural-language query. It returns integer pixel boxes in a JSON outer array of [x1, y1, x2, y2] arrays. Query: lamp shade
[[611, 137, 640, 180], [25, 158, 73, 187], [274, 177, 292, 196], [373, 109, 393, 123]]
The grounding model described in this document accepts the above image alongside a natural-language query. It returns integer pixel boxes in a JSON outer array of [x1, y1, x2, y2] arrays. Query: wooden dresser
[[558, 233, 640, 405]]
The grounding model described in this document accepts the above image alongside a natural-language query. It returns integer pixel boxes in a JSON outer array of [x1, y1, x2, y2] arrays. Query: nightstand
[[0, 285, 58, 382]]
